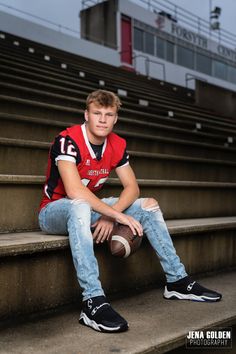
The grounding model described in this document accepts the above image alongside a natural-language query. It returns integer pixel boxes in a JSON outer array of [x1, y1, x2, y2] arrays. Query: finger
[[107, 227, 113, 241], [93, 223, 102, 239], [128, 219, 143, 237], [133, 221, 143, 236], [100, 228, 111, 243], [96, 226, 108, 243], [128, 217, 143, 235], [127, 222, 137, 236]]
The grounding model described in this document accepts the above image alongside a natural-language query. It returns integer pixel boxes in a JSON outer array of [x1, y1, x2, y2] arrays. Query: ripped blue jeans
[[38, 197, 187, 301]]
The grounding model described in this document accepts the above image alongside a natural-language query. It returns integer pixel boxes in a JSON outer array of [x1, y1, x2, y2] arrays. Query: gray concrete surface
[[0, 271, 235, 354], [1, 217, 236, 256]]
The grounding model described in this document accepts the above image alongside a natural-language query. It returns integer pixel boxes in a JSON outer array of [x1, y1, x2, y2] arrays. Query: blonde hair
[[86, 90, 121, 112]]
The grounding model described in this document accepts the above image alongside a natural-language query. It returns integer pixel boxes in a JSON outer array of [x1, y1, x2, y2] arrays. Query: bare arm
[[92, 164, 142, 243], [112, 164, 140, 212], [57, 160, 142, 235]]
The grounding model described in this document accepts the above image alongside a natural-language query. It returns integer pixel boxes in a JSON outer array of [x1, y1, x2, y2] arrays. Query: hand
[[115, 213, 143, 237], [92, 216, 115, 244]]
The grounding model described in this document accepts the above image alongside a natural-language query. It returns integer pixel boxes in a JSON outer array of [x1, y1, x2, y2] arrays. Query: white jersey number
[[81, 177, 108, 188], [59, 137, 77, 157]]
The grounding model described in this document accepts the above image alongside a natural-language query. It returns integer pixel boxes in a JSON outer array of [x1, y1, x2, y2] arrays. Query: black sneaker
[[79, 296, 129, 333], [163, 276, 222, 302]]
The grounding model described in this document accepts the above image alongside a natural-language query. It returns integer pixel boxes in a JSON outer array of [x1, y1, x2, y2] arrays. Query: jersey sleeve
[[116, 149, 129, 168], [50, 135, 81, 165]]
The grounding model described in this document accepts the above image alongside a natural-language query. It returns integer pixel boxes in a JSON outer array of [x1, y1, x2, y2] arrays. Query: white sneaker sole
[[163, 287, 221, 302], [79, 311, 128, 332]]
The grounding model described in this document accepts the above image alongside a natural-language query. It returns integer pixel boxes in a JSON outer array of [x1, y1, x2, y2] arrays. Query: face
[[84, 102, 118, 144]]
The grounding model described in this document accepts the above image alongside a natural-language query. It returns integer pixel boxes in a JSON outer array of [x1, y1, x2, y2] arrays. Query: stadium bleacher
[[0, 31, 235, 353]]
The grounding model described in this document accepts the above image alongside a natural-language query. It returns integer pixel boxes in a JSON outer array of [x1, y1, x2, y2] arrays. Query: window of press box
[[134, 27, 144, 52], [145, 32, 154, 55], [156, 37, 165, 59], [177, 45, 194, 69], [228, 65, 236, 84], [196, 53, 212, 75], [166, 41, 174, 62], [213, 60, 227, 80]]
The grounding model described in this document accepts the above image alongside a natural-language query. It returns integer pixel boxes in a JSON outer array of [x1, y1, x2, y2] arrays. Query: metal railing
[[133, 53, 166, 80], [185, 73, 207, 89], [0, 1, 81, 38], [82, 0, 106, 10], [131, 0, 236, 49]]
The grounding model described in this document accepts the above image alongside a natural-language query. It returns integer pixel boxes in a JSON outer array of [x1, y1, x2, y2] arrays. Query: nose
[[99, 114, 107, 123]]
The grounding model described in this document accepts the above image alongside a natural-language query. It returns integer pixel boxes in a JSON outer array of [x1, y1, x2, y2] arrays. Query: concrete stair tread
[[0, 56, 234, 128], [1, 78, 233, 133], [1, 174, 236, 187], [0, 271, 235, 354], [2, 31, 236, 126], [1, 174, 236, 188], [1, 109, 235, 142], [1, 216, 236, 257], [0, 48, 232, 127], [1, 121, 236, 153], [0, 51, 201, 109], [1, 136, 236, 166]]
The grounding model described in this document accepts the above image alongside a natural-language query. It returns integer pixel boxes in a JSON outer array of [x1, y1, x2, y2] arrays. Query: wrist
[[112, 203, 123, 213], [110, 208, 122, 219]]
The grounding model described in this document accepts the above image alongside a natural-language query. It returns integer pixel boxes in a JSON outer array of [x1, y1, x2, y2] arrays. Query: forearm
[[112, 185, 140, 212], [67, 186, 120, 219]]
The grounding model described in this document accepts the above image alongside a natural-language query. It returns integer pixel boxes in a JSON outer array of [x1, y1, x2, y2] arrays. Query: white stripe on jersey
[[55, 155, 76, 165]]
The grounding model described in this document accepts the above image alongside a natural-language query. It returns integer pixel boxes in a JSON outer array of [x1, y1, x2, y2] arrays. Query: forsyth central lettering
[[171, 23, 208, 49], [218, 44, 236, 61]]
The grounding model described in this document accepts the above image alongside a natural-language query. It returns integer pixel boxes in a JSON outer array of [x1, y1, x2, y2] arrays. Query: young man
[[39, 90, 222, 333]]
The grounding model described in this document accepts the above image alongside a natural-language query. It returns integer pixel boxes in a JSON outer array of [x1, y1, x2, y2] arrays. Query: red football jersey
[[39, 124, 128, 210]]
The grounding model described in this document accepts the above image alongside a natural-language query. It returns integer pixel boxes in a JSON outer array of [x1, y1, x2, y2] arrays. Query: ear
[[84, 110, 89, 122], [114, 114, 118, 125]]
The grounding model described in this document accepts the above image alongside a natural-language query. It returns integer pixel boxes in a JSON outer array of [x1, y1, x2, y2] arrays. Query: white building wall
[[0, 11, 120, 67]]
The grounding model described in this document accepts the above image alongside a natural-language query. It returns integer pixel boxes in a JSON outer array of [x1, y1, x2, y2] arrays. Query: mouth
[[96, 126, 108, 130]]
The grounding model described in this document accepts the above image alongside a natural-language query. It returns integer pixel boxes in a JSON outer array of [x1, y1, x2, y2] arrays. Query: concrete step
[[0, 46, 199, 107], [1, 59, 236, 137], [0, 220, 235, 322], [0, 102, 234, 150], [1, 97, 236, 161], [0, 174, 236, 232], [0, 75, 234, 145], [0, 38, 230, 129], [0, 94, 80, 121], [0, 52, 197, 115], [0, 112, 69, 142], [1, 137, 236, 182], [1, 272, 235, 354], [2, 66, 235, 142], [0, 271, 235, 353], [1, 50, 235, 132]]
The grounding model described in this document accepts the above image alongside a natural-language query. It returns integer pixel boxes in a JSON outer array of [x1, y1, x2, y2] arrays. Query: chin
[[95, 129, 111, 137]]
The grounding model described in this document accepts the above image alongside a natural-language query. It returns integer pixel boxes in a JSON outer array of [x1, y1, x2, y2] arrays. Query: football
[[109, 224, 143, 258]]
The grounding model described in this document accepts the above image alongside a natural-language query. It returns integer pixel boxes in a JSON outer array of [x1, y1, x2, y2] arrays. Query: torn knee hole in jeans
[[141, 198, 160, 213]]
